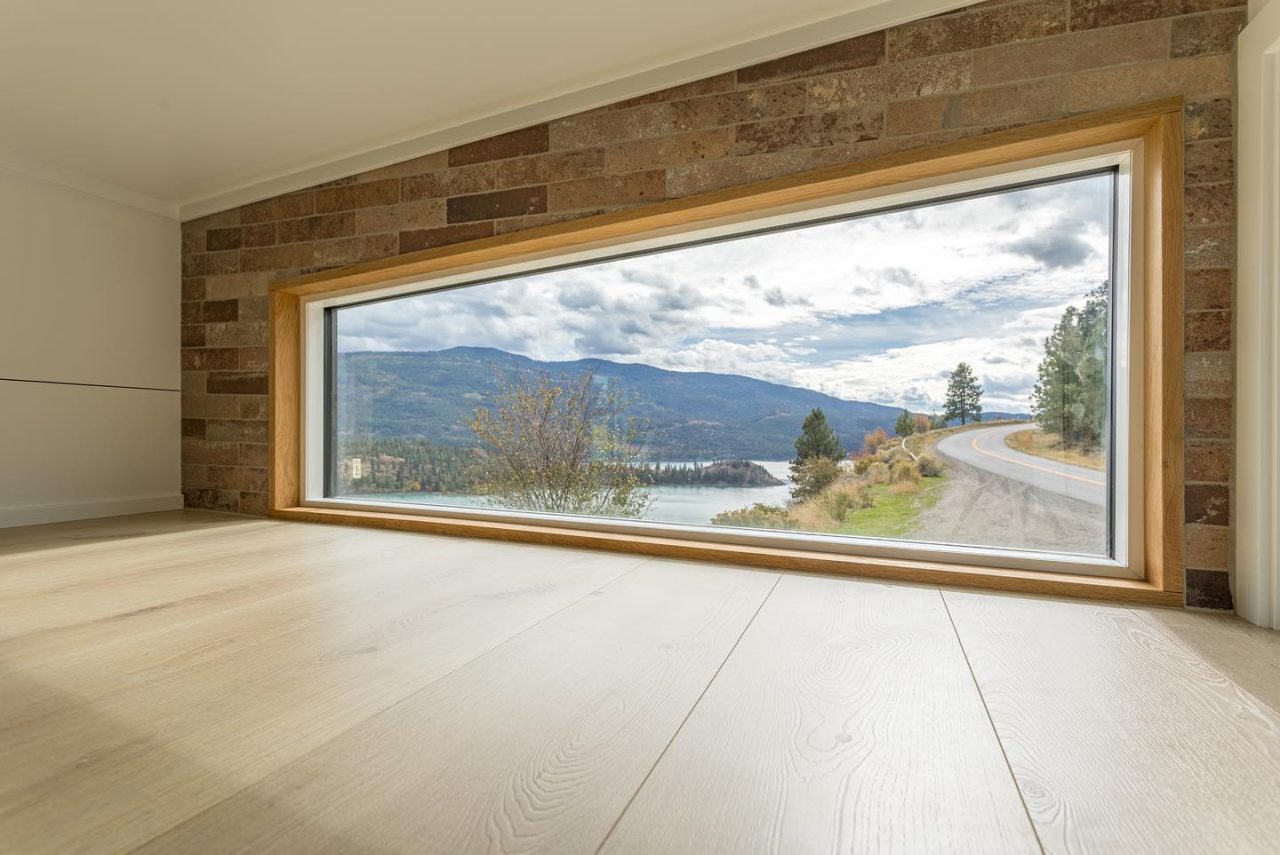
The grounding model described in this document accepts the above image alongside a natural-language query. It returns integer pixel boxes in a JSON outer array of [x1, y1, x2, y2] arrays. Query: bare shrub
[[916, 453, 943, 477]]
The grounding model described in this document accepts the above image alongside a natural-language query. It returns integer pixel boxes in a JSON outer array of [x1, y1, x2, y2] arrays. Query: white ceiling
[[0, 0, 957, 220]]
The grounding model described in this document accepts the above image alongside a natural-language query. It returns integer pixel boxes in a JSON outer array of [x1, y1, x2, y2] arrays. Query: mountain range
[[336, 347, 1027, 460]]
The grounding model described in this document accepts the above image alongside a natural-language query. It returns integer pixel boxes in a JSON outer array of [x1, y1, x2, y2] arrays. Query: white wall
[[0, 166, 180, 527], [1235, 0, 1280, 628]]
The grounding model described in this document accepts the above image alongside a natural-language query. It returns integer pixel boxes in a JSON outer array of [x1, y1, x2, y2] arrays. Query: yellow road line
[[968, 432, 1106, 487]]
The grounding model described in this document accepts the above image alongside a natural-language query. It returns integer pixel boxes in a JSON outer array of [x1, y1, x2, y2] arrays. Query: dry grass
[[1005, 427, 1105, 471]]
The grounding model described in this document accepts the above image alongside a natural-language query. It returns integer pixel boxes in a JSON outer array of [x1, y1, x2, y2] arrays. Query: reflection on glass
[[331, 171, 1115, 558]]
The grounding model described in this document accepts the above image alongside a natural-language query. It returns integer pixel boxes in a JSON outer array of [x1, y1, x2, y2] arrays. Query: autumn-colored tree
[[470, 369, 652, 517], [913, 413, 932, 434], [861, 427, 890, 456]]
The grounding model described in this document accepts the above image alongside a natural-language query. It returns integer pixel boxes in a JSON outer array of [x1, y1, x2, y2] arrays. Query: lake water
[[358, 460, 793, 526]]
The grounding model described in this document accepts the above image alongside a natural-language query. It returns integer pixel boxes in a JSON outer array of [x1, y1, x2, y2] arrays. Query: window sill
[[271, 505, 1183, 606]]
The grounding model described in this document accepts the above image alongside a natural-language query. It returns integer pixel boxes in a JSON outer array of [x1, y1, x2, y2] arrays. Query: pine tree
[[1032, 283, 1109, 448], [894, 409, 915, 437], [789, 408, 844, 499], [944, 362, 984, 425]]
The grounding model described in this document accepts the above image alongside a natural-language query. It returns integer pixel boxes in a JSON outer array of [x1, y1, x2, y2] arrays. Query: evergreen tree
[[789, 408, 844, 499], [894, 409, 915, 437], [944, 362, 984, 425], [792, 408, 844, 462], [1032, 282, 1109, 448]]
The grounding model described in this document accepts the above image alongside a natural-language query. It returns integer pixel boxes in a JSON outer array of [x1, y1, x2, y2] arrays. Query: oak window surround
[[268, 99, 1186, 606]]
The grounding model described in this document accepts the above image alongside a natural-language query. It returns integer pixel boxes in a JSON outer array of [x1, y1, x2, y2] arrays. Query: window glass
[[330, 170, 1116, 559]]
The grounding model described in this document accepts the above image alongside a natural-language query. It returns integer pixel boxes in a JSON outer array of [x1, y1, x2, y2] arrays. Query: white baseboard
[[0, 494, 184, 529]]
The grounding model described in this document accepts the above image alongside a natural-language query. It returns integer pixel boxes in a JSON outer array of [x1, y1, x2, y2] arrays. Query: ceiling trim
[[0, 147, 178, 220], [179, 0, 965, 222]]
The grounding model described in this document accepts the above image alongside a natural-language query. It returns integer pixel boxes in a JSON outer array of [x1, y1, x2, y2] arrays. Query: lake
[[358, 460, 793, 526]]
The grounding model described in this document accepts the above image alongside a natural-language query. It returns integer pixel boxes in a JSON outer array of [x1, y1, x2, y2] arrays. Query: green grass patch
[[835, 476, 946, 539]]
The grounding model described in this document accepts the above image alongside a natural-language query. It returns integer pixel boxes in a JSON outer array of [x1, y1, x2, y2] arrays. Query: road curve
[[934, 423, 1107, 507]]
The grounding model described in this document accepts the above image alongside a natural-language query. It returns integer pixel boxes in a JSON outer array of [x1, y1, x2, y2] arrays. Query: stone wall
[[180, 0, 1244, 608]]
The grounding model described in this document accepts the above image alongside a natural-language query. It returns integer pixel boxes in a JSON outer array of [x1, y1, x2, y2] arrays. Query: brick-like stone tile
[[183, 488, 240, 513], [239, 243, 314, 273], [239, 397, 268, 420], [1185, 97, 1233, 141], [550, 104, 675, 149], [737, 32, 884, 87], [401, 163, 497, 201], [1185, 522, 1230, 571], [182, 370, 207, 395], [666, 148, 825, 197], [277, 212, 355, 244], [206, 419, 268, 444], [203, 271, 275, 301], [1186, 482, 1230, 525], [206, 227, 243, 252], [1185, 352, 1233, 397], [496, 149, 606, 189], [180, 302, 201, 325], [181, 418, 206, 439], [885, 97, 949, 136], [241, 193, 314, 224], [207, 321, 268, 349], [1186, 440, 1232, 482], [398, 222, 494, 253], [888, 0, 1066, 63], [239, 492, 269, 516], [183, 251, 239, 278], [181, 348, 238, 371], [1185, 224, 1234, 269], [1185, 310, 1232, 351], [1071, 0, 1240, 32], [182, 394, 239, 419], [1185, 396, 1232, 437], [1185, 568, 1233, 609], [548, 170, 666, 211], [201, 299, 238, 323], [970, 19, 1169, 86], [239, 347, 268, 371], [181, 325, 205, 348], [493, 208, 607, 235], [947, 77, 1065, 127], [808, 54, 972, 111], [354, 199, 446, 234], [446, 186, 547, 223], [609, 74, 736, 110], [735, 109, 883, 156], [1068, 54, 1233, 112], [242, 223, 277, 247], [1171, 9, 1246, 58], [448, 124, 549, 167], [182, 438, 239, 465], [1185, 268, 1232, 310], [237, 297, 269, 323], [315, 179, 399, 214], [181, 278, 205, 302], [312, 235, 398, 268], [670, 83, 807, 132], [1185, 182, 1233, 226], [606, 128, 734, 171], [206, 371, 268, 396], [181, 227, 205, 255], [1185, 138, 1234, 184], [239, 442, 268, 468]]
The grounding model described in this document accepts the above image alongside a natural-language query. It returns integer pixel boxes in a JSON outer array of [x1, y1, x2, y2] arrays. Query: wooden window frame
[[269, 99, 1185, 606]]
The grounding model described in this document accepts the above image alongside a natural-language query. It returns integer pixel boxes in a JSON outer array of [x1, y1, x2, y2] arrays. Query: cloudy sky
[[337, 171, 1113, 413]]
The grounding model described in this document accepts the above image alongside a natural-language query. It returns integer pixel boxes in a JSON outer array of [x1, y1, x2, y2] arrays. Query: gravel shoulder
[[909, 454, 1107, 556]]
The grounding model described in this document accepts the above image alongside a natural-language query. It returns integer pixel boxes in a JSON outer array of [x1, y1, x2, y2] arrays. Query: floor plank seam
[[1124, 606, 1280, 719], [590, 570, 784, 855], [119, 554, 655, 853], [938, 588, 1047, 855]]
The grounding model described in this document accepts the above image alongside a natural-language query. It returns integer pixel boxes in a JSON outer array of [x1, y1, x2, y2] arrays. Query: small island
[[634, 459, 784, 488]]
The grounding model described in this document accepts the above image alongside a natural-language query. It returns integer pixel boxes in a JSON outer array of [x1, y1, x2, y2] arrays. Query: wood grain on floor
[[1, 511, 1278, 855]]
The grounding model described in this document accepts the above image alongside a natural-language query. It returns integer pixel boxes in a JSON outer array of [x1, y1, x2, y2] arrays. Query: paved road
[[934, 423, 1107, 507]]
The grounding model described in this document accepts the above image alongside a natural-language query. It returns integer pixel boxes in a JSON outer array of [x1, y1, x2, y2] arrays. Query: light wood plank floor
[[1, 511, 1277, 854]]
